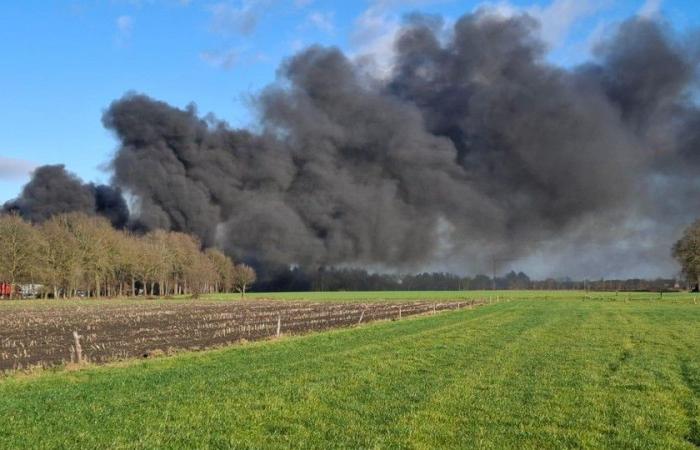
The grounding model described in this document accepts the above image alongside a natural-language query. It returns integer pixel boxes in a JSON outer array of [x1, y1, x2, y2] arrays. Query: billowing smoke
[[4, 165, 129, 228], [8, 11, 700, 277]]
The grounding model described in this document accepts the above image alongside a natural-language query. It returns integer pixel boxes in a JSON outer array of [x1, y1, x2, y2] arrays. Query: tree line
[[254, 266, 682, 293], [673, 219, 700, 292], [3, 210, 697, 299], [0, 212, 256, 299]]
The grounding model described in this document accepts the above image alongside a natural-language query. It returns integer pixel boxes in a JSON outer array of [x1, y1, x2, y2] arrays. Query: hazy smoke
[[4, 165, 129, 228], [8, 11, 700, 277]]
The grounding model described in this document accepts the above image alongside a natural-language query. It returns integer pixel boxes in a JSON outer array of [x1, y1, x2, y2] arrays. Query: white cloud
[[290, 38, 305, 52], [349, 2, 402, 78], [582, 19, 612, 56], [307, 11, 335, 33], [528, 0, 604, 47], [200, 49, 241, 69], [111, 0, 193, 7], [208, 0, 273, 36], [350, 0, 609, 78], [115, 15, 134, 46], [477, 0, 607, 49], [350, 0, 456, 78], [638, 0, 663, 18], [0, 157, 36, 181], [200, 47, 270, 69], [116, 15, 133, 33]]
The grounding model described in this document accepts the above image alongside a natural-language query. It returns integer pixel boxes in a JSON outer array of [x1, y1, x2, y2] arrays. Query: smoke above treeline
[[5, 10, 700, 278]]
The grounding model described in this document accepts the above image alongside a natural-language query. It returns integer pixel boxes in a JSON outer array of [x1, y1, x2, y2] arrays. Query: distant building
[[18, 284, 43, 299], [0, 283, 12, 298]]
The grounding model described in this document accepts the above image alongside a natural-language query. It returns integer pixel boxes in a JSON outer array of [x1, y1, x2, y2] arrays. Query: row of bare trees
[[0, 212, 256, 299]]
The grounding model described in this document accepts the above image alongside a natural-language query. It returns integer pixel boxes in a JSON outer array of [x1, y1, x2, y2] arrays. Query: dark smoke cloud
[[4, 164, 129, 228], [11, 10, 700, 277]]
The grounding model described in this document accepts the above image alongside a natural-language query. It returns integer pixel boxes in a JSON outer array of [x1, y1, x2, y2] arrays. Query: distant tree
[[206, 248, 235, 293], [146, 230, 174, 296], [167, 232, 202, 296], [673, 220, 700, 290], [0, 213, 42, 298], [40, 215, 81, 298], [471, 274, 493, 290], [232, 264, 256, 299], [65, 213, 115, 298], [188, 252, 217, 298], [504, 271, 531, 290], [119, 232, 144, 297]]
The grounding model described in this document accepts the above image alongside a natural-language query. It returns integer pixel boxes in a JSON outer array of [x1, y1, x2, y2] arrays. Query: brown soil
[[0, 300, 481, 371]]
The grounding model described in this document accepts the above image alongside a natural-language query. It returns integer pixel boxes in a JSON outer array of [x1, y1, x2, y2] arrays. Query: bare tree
[[205, 248, 235, 293], [232, 264, 256, 299], [673, 219, 700, 290], [146, 230, 174, 296], [0, 213, 42, 299], [1, 211, 239, 300], [40, 215, 82, 298]]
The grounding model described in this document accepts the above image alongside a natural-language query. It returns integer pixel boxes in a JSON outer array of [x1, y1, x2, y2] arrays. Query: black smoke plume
[[4, 165, 129, 228], [8, 11, 700, 277]]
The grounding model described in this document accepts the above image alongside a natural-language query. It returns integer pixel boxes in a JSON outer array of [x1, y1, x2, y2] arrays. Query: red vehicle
[[0, 283, 13, 298]]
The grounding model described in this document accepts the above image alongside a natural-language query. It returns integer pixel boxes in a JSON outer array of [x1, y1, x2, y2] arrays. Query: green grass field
[[1, 296, 699, 448], [2, 289, 694, 309], [235, 289, 697, 302]]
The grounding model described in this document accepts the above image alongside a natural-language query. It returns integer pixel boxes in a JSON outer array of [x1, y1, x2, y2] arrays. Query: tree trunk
[[131, 277, 136, 298]]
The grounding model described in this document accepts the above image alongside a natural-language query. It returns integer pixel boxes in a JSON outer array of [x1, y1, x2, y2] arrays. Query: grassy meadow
[[0, 289, 695, 309], [232, 289, 697, 302], [1, 295, 699, 448]]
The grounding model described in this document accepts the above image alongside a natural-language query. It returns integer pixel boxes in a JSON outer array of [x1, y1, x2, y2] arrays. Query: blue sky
[[0, 0, 697, 203]]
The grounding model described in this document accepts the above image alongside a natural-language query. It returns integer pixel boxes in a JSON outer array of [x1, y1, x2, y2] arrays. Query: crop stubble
[[0, 300, 481, 371]]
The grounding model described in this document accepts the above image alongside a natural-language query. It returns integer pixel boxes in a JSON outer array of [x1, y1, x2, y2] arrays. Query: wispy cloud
[[200, 47, 270, 69], [477, 0, 607, 49], [638, 0, 663, 18], [351, 0, 607, 78], [307, 11, 335, 34], [0, 157, 37, 181], [528, 0, 605, 47], [115, 15, 134, 46], [200, 48, 241, 68], [110, 0, 193, 7], [208, 0, 273, 36], [350, 0, 446, 77]]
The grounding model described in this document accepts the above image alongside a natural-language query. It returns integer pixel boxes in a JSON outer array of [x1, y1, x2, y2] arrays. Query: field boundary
[[1, 300, 486, 375]]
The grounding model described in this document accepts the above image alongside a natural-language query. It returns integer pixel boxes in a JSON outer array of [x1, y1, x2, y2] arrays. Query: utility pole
[[492, 256, 497, 291]]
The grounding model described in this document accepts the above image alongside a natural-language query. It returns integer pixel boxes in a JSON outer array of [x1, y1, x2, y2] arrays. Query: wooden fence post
[[358, 308, 366, 324], [276, 314, 281, 338], [72, 331, 83, 364]]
